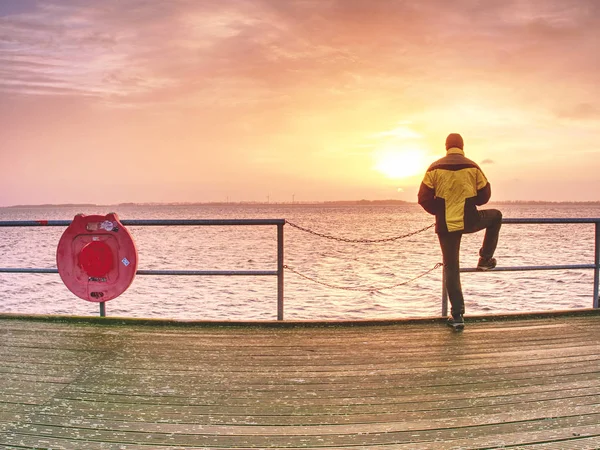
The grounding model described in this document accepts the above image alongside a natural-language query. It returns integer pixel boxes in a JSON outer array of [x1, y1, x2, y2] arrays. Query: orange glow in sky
[[1, 0, 599, 206], [373, 146, 428, 180]]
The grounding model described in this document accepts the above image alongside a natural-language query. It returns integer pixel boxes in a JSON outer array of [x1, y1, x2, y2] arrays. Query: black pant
[[438, 209, 502, 318]]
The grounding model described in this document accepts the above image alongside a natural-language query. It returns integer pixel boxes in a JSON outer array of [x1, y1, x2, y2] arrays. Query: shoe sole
[[447, 322, 465, 331], [476, 266, 496, 271]]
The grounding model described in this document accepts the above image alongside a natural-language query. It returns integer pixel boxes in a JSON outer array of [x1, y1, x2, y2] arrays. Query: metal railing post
[[441, 266, 448, 317], [594, 222, 599, 309], [99, 302, 106, 317], [277, 223, 285, 320]]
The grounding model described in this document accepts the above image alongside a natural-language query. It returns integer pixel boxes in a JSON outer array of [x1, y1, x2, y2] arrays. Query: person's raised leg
[[478, 209, 502, 260], [466, 209, 502, 270]]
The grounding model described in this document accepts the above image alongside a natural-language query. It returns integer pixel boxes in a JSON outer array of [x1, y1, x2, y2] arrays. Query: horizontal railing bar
[[136, 270, 278, 276], [0, 268, 278, 276], [1, 218, 599, 228], [0, 220, 71, 227], [0, 219, 286, 227], [0, 268, 59, 274], [502, 218, 600, 224], [124, 219, 286, 226], [3, 265, 595, 275], [462, 264, 596, 273]]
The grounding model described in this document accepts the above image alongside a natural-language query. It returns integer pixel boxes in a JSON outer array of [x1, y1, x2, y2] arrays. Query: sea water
[[0, 203, 598, 320]]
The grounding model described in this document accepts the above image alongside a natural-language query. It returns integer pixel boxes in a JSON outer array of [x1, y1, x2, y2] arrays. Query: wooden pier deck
[[1, 313, 600, 449]]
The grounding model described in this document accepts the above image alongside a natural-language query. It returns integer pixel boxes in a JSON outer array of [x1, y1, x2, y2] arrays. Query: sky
[[1, 0, 599, 206]]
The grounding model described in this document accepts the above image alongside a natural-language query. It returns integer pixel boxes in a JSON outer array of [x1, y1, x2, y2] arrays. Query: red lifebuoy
[[56, 213, 138, 302]]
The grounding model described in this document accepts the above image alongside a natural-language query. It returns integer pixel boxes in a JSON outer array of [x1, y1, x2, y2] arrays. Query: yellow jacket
[[418, 148, 491, 233]]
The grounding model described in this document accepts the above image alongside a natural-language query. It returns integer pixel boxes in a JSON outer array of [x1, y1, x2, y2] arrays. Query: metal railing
[[0, 219, 286, 319], [1, 217, 599, 320], [441, 218, 600, 316]]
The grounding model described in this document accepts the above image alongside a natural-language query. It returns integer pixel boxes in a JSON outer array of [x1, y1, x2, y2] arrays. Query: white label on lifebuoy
[[121, 257, 130, 267], [101, 220, 114, 231]]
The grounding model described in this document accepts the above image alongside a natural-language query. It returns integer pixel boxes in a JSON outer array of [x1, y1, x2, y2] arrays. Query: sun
[[373, 147, 428, 179]]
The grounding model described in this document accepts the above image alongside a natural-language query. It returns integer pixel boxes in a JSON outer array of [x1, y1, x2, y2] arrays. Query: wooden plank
[[3, 413, 600, 447], [515, 436, 600, 449], [23, 403, 600, 435], [32, 388, 600, 425], [64, 357, 600, 387], [51, 372, 600, 409]]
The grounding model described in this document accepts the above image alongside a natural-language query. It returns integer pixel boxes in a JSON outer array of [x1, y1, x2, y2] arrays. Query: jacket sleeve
[[475, 169, 491, 205], [418, 171, 439, 215]]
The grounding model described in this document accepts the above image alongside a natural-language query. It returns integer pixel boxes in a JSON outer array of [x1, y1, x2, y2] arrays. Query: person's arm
[[418, 171, 439, 215], [475, 169, 491, 205]]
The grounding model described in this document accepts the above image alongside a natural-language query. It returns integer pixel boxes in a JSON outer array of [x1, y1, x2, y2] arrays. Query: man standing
[[418, 133, 502, 331]]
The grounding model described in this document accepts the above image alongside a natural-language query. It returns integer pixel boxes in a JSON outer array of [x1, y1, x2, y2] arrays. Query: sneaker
[[477, 257, 497, 271], [447, 315, 465, 331]]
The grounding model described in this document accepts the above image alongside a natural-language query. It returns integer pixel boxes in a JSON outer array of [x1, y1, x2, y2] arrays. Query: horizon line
[[3, 199, 600, 209]]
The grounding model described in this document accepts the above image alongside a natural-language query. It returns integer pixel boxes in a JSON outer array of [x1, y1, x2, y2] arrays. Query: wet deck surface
[[1, 315, 600, 449]]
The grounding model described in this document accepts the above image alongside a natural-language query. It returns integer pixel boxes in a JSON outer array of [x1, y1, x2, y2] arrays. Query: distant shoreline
[[2, 200, 600, 208]]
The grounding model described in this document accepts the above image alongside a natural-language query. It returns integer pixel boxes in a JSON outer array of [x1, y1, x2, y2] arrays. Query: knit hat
[[445, 133, 464, 150]]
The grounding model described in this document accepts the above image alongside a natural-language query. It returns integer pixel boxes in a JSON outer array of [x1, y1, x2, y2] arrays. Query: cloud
[[0, 0, 37, 17], [556, 103, 600, 120], [1, 0, 599, 110], [1, 2, 599, 153]]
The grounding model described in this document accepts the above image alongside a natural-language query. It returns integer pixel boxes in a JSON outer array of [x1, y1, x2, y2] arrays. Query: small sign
[[121, 257, 130, 267], [101, 221, 115, 232]]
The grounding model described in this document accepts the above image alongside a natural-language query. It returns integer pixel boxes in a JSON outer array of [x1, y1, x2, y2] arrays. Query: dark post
[[100, 302, 106, 317], [277, 223, 284, 320], [594, 222, 599, 309]]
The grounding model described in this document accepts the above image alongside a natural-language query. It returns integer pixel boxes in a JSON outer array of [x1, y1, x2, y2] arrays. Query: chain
[[285, 220, 435, 243], [284, 263, 443, 293], [283, 220, 440, 291]]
